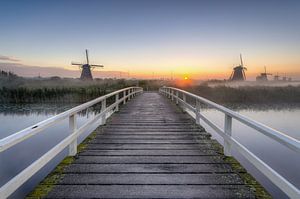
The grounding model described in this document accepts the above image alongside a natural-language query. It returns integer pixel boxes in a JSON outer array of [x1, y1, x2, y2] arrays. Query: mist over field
[[0, 70, 299, 105]]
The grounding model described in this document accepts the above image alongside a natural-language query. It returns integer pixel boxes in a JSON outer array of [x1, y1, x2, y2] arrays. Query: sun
[[184, 76, 188, 80]]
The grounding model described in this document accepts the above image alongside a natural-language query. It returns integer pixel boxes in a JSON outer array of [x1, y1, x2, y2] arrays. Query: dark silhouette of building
[[72, 49, 103, 80], [229, 54, 247, 81], [256, 66, 272, 81]]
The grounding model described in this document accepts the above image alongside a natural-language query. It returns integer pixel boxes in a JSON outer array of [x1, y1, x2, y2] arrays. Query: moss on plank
[[224, 156, 272, 199], [26, 130, 98, 199], [205, 135, 271, 198]]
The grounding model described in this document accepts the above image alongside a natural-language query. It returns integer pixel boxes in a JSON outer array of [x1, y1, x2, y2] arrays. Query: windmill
[[256, 66, 272, 81], [71, 49, 103, 80], [229, 54, 247, 81]]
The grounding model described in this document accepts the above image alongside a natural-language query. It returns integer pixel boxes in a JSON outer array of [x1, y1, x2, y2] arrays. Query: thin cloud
[[0, 55, 20, 62]]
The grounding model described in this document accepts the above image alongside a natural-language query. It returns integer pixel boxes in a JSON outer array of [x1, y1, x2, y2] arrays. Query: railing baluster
[[123, 90, 126, 104], [195, 100, 201, 125], [115, 93, 119, 112], [101, 98, 107, 125], [132, 88, 134, 98], [69, 114, 77, 156], [182, 93, 187, 112], [176, 91, 179, 104], [129, 88, 132, 100], [171, 89, 174, 101], [224, 114, 232, 156]]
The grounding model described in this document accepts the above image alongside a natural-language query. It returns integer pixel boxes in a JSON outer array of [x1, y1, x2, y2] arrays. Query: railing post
[[171, 90, 174, 101], [101, 98, 107, 125], [129, 89, 131, 100], [132, 88, 134, 98], [115, 93, 119, 112], [123, 90, 126, 104], [176, 91, 179, 104], [182, 93, 187, 111], [69, 114, 77, 156], [224, 114, 232, 156], [195, 100, 201, 125]]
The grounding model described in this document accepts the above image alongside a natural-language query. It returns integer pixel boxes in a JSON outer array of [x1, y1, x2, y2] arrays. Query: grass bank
[[182, 85, 300, 105], [0, 77, 170, 103]]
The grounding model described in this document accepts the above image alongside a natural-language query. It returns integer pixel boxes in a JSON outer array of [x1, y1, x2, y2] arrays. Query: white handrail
[[159, 86, 300, 199], [0, 87, 143, 198]]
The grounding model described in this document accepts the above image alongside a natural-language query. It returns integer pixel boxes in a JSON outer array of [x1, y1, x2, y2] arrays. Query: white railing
[[0, 87, 143, 198], [159, 87, 300, 199]]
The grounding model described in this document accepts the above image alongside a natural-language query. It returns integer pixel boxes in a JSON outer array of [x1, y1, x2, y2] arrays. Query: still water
[[200, 106, 300, 199], [0, 103, 100, 198], [0, 103, 299, 198]]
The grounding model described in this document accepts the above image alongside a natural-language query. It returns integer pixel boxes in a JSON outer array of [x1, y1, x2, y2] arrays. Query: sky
[[0, 0, 299, 80]]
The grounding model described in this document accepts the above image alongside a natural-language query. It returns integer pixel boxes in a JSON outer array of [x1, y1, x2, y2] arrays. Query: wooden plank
[[64, 163, 234, 173], [79, 149, 219, 156], [74, 155, 225, 164], [46, 185, 254, 198], [57, 173, 244, 185], [89, 140, 200, 144], [94, 135, 208, 139]]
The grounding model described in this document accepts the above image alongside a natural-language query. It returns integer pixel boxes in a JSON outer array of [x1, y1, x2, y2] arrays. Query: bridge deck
[[45, 92, 255, 198]]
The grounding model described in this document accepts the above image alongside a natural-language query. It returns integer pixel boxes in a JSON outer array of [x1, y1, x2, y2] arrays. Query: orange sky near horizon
[[10, 45, 296, 80]]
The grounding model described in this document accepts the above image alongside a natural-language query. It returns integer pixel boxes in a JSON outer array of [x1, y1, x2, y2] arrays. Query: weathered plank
[[64, 163, 234, 173], [56, 173, 244, 185], [46, 185, 254, 198], [78, 149, 219, 156]]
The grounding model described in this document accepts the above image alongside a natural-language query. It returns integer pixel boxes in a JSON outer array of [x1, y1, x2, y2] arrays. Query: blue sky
[[0, 0, 299, 79]]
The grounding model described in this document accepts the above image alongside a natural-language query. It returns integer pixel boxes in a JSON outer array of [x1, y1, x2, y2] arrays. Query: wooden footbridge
[[0, 87, 299, 198]]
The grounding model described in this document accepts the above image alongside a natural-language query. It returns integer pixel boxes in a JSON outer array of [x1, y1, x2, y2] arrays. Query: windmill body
[[229, 54, 247, 81], [256, 66, 272, 81], [72, 50, 103, 80], [80, 64, 93, 80]]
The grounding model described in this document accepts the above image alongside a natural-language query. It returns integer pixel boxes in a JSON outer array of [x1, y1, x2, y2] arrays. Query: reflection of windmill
[[256, 66, 272, 81], [229, 54, 247, 81], [71, 49, 104, 80]]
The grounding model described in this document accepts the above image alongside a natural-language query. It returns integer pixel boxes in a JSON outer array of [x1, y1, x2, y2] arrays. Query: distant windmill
[[229, 54, 247, 81], [256, 66, 272, 81], [71, 49, 103, 80]]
